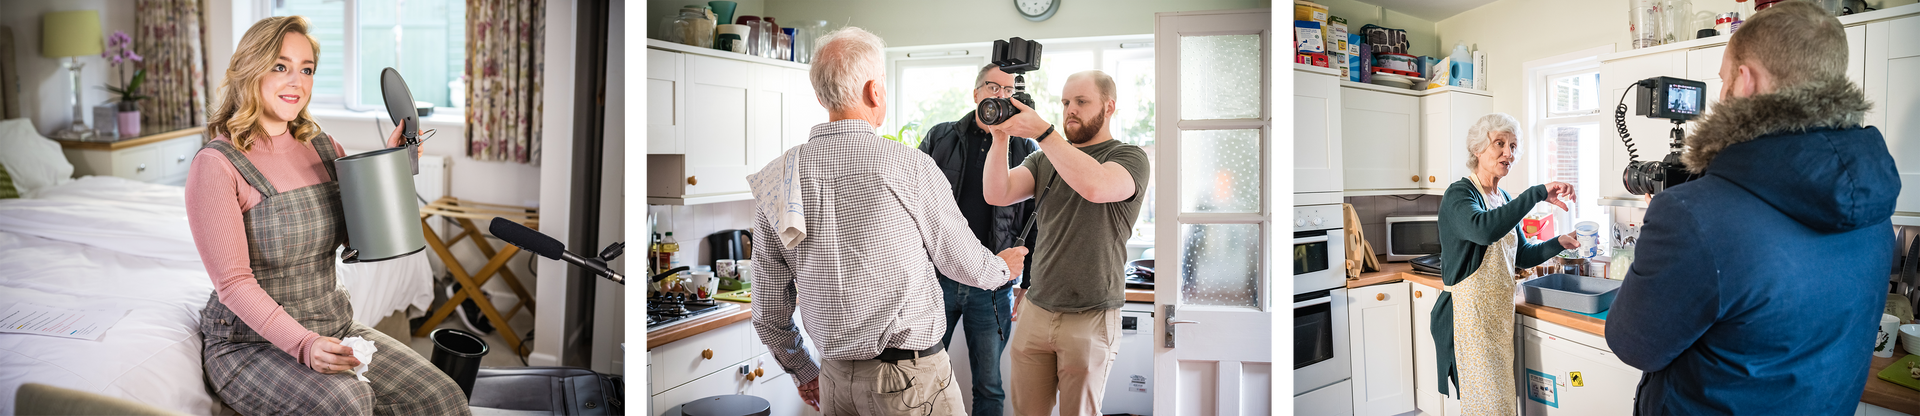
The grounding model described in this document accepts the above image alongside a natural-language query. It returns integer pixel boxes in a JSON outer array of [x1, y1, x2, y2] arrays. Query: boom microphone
[[490, 217, 625, 284]]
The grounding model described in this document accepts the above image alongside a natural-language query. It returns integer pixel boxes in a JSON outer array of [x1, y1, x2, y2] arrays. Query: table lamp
[[42, 10, 103, 140]]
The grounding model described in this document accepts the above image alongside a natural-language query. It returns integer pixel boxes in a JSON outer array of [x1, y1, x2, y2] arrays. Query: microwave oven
[[1384, 214, 1439, 261]]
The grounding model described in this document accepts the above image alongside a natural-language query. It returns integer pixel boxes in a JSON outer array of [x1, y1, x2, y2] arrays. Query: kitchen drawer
[[650, 320, 751, 395], [110, 146, 163, 183], [651, 357, 751, 416]]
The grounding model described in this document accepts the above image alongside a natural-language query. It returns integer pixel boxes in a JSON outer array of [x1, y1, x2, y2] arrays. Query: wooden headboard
[[0, 26, 19, 120]]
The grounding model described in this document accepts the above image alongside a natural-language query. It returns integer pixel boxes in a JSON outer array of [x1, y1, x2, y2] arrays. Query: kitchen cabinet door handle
[[1429, 176, 1438, 182], [137, 164, 147, 172], [687, 176, 698, 185], [1415, 290, 1424, 298], [754, 368, 765, 377], [701, 349, 713, 359], [1411, 175, 1420, 182], [1376, 293, 1386, 301]]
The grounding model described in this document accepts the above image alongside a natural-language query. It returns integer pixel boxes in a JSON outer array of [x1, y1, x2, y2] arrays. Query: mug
[[1879, 313, 1901, 358], [716, 259, 737, 278], [688, 271, 716, 299]]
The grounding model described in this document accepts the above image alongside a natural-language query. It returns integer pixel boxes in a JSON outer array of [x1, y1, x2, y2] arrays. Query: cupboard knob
[[745, 373, 757, 381], [178, 155, 188, 162], [1411, 175, 1420, 182], [687, 176, 698, 185], [754, 368, 765, 377], [1415, 290, 1424, 298], [1376, 293, 1386, 301], [137, 164, 147, 172], [701, 349, 713, 359], [1429, 176, 1438, 182]]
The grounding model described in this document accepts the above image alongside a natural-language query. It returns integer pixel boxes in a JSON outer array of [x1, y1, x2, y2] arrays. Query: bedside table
[[53, 126, 205, 186]]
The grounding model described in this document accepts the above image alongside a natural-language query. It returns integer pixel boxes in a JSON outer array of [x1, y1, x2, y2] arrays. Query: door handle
[[1165, 305, 1200, 348], [687, 176, 698, 185], [1376, 293, 1386, 301]]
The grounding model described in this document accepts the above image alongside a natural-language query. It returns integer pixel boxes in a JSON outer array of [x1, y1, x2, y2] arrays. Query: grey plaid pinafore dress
[[197, 134, 468, 415]]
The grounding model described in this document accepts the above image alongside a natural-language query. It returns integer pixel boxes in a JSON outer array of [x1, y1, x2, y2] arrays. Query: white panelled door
[[1153, 9, 1275, 416]]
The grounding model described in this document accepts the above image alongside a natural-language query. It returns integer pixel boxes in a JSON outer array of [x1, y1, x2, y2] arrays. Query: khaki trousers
[[1007, 298, 1122, 416], [821, 349, 967, 415]]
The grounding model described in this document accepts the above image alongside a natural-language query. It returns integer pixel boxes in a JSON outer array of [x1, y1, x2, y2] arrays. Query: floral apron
[[1446, 176, 1519, 416]]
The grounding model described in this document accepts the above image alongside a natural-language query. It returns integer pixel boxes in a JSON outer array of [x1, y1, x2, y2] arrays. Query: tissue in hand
[[339, 336, 379, 382]]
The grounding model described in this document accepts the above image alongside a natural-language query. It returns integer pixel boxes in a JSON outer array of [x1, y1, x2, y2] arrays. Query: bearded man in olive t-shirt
[[981, 70, 1150, 416]]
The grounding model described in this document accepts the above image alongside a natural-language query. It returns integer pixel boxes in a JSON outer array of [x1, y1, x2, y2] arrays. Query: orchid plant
[[99, 30, 146, 111]]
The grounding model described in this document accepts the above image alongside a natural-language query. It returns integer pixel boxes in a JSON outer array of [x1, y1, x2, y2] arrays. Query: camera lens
[[977, 97, 1017, 125]]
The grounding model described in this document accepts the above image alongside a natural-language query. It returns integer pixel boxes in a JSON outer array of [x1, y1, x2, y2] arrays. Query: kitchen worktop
[[646, 289, 1156, 350], [1351, 258, 1920, 413]]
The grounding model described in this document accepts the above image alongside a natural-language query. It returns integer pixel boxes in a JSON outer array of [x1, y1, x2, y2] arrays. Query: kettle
[[708, 229, 753, 264]]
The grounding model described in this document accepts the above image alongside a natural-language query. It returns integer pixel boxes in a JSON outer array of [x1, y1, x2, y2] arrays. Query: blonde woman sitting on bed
[[184, 16, 467, 415]]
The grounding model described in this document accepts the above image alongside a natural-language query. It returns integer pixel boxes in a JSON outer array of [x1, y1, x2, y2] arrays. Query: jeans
[[938, 277, 1013, 416]]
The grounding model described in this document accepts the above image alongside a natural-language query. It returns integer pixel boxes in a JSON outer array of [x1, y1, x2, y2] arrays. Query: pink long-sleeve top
[[184, 132, 344, 366]]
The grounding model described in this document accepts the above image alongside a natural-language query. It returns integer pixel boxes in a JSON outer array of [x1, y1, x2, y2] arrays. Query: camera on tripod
[[1617, 76, 1707, 195], [977, 37, 1043, 126]]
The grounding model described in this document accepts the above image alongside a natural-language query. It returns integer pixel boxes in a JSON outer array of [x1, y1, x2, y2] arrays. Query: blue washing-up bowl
[[1521, 274, 1623, 315]]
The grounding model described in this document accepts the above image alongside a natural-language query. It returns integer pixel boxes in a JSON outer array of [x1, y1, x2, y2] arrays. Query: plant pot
[[117, 111, 141, 138]]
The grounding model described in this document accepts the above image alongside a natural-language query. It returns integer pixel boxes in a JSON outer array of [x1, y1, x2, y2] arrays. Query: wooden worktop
[[1353, 258, 1920, 412], [646, 289, 1156, 350]]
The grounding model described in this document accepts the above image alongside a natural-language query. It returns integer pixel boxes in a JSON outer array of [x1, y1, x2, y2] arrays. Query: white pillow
[[0, 118, 75, 195]]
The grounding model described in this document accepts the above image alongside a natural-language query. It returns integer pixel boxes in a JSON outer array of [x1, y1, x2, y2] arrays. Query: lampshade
[[41, 10, 103, 58]]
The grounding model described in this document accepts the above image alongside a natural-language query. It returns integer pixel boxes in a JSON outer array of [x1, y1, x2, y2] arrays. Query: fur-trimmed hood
[[1680, 75, 1899, 233]]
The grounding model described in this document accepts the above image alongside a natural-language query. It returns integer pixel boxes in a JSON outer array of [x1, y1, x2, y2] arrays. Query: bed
[[0, 117, 437, 414]]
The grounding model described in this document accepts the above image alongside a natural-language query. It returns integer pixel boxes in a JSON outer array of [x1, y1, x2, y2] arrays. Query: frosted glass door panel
[[1179, 34, 1263, 120], [1180, 129, 1262, 213], [1180, 223, 1261, 308]]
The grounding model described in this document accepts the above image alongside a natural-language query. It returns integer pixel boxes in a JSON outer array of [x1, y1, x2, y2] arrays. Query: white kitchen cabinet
[[647, 49, 684, 155], [1409, 280, 1459, 416], [646, 40, 815, 205], [1517, 315, 1640, 416], [1297, 64, 1345, 196], [1348, 281, 1415, 416], [1341, 84, 1423, 192], [1866, 14, 1920, 219], [1421, 89, 1492, 191], [651, 318, 815, 416]]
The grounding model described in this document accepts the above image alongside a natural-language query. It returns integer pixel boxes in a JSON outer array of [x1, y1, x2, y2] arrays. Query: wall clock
[[1016, 0, 1058, 22]]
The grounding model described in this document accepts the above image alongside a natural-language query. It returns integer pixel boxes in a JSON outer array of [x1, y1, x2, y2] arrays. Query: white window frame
[[1523, 44, 1614, 253], [883, 34, 1155, 138], [257, 0, 462, 113]]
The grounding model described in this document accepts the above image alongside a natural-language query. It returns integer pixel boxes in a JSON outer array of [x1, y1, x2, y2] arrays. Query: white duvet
[[0, 177, 434, 415]]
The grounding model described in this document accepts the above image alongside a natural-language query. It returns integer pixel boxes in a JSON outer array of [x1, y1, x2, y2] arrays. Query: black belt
[[875, 342, 944, 363]]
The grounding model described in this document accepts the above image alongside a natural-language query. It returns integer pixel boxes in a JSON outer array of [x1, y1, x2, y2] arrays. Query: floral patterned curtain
[[467, 0, 544, 164], [134, 0, 207, 130]]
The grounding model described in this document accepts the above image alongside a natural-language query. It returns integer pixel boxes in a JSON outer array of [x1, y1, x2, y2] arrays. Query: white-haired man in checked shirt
[[747, 26, 1030, 415]]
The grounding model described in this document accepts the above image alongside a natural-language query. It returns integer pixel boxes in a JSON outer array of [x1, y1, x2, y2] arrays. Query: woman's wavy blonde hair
[[207, 16, 321, 152]]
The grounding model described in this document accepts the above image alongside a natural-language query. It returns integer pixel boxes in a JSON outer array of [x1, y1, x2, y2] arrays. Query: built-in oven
[[1292, 198, 1353, 410]]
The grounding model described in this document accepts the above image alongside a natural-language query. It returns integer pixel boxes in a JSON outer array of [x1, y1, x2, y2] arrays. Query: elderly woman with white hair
[[1429, 113, 1579, 415]]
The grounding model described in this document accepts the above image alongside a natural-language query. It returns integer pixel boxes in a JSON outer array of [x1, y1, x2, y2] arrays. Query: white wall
[[1, 1, 139, 136], [533, 0, 580, 368]]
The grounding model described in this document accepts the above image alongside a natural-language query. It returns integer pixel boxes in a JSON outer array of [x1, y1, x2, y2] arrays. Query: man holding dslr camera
[[982, 67, 1149, 414], [1605, 1, 1900, 414]]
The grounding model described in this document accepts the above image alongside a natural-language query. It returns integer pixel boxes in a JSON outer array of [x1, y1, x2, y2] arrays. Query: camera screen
[[1666, 84, 1702, 115]]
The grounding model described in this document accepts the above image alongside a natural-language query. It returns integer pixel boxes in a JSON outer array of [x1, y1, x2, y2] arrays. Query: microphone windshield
[[490, 217, 563, 259]]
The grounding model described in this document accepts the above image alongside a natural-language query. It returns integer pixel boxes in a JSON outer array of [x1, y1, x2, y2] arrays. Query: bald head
[[810, 27, 887, 114]]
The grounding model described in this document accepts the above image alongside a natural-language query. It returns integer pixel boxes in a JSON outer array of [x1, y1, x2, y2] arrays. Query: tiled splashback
[[647, 200, 756, 271], [1344, 194, 1442, 258]]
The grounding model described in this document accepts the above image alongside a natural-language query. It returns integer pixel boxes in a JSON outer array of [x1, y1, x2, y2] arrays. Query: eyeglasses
[[977, 82, 1010, 95]]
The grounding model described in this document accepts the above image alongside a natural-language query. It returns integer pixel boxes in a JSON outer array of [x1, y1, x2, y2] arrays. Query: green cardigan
[[1430, 178, 1567, 396]]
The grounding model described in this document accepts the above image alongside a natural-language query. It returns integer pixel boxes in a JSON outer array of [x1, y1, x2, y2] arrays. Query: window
[[1525, 46, 1612, 255], [269, 0, 467, 110], [885, 35, 1158, 243]]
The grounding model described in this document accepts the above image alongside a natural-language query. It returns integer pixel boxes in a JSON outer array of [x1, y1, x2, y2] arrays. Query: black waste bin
[[429, 328, 489, 398]]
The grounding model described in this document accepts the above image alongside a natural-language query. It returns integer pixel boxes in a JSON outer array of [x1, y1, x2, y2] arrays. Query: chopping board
[[1876, 354, 1920, 391], [714, 289, 752, 303]]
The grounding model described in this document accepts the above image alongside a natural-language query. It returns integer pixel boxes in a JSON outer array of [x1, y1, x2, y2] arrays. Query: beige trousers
[[820, 349, 967, 415], [1007, 298, 1122, 416]]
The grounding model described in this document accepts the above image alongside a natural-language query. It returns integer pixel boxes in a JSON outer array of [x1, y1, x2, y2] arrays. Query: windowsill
[[306, 105, 467, 129]]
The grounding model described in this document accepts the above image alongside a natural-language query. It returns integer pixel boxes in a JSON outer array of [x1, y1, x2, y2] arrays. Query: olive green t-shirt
[[1019, 139, 1150, 314]]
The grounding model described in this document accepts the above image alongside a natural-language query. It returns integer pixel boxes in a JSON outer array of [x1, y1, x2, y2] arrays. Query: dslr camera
[[977, 37, 1043, 125], [1618, 76, 1707, 195]]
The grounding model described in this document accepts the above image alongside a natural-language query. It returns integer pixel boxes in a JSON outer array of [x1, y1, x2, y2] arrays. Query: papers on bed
[[0, 302, 129, 341]]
